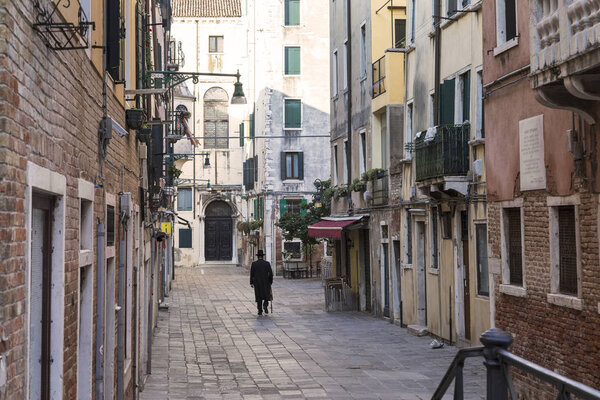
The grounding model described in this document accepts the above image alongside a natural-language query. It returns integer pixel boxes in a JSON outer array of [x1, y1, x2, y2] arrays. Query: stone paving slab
[[140, 266, 486, 400]]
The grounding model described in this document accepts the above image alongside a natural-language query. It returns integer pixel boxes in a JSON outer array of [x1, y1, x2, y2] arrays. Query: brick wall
[[0, 1, 143, 398], [489, 188, 600, 395]]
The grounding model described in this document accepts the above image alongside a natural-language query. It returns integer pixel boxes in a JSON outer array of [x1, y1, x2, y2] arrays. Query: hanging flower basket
[[137, 126, 151, 143], [126, 108, 146, 130]]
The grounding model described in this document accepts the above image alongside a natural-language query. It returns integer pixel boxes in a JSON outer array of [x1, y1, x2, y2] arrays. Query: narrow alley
[[140, 266, 485, 400]]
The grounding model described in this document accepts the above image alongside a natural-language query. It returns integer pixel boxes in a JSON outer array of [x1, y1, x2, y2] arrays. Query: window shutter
[[253, 199, 258, 219], [285, 100, 302, 129], [253, 155, 258, 182], [298, 152, 304, 180], [260, 197, 264, 219], [243, 160, 247, 188], [285, 0, 300, 25], [281, 152, 287, 179], [248, 158, 255, 190], [280, 198, 287, 217], [439, 78, 455, 125], [301, 199, 307, 216], [239, 122, 244, 147], [462, 71, 471, 123], [249, 112, 255, 138], [285, 47, 301, 75], [106, 0, 122, 81]]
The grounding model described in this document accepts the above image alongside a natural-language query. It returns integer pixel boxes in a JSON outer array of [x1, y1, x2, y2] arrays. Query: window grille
[[506, 208, 523, 285], [558, 206, 577, 295]]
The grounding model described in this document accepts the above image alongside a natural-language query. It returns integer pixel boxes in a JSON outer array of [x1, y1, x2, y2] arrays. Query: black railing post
[[480, 328, 514, 400]]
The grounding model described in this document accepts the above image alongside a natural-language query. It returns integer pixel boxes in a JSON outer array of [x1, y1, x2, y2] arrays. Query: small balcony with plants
[[414, 124, 470, 196]]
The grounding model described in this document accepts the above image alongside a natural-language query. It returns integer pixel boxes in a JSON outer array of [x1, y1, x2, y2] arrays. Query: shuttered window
[[280, 198, 287, 217], [284, 0, 300, 25], [107, 205, 115, 246], [284, 99, 302, 129], [179, 229, 192, 248], [284, 46, 301, 75], [505, 0, 517, 41], [204, 88, 229, 148], [106, 0, 124, 81], [558, 206, 577, 295], [440, 78, 455, 125], [239, 122, 244, 147], [506, 208, 523, 286], [177, 188, 192, 211]]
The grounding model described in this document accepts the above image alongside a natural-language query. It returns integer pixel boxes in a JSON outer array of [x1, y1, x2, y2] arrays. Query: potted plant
[[126, 108, 146, 130], [350, 178, 366, 192], [137, 123, 151, 143], [334, 185, 349, 200]]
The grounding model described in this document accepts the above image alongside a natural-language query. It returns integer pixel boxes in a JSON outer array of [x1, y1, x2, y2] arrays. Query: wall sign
[[519, 115, 546, 191]]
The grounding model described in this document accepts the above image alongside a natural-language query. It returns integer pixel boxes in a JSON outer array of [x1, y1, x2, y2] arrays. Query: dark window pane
[[431, 208, 439, 269], [476, 224, 489, 296], [106, 205, 115, 246], [209, 36, 224, 53], [558, 206, 577, 295], [394, 19, 406, 48], [285, 199, 302, 214], [506, 208, 523, 286], [505, 0, 517, 41]]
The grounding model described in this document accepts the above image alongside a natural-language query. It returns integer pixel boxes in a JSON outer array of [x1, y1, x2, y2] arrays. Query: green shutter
[[239, 122, 244, 147], [462, 71, 470, 123], [254, 199, 258, 219], [260, 197, 264, 219], [285, 47, 301, 75], [249, 112, 254, 138], [285, 100, 302, 129], [280, 198, 287, 217], [285, 0, 300, 25], [301, 198, 307, 216], [440, 78, 455, 125]]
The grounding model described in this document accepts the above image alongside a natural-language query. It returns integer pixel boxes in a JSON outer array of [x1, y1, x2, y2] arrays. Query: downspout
[[117, 216, 126, 399], [132, 261, 138, 400], [433, 0, 441, 126], [95, 223, 105, 400], [345, 0, 352, 189], [147, 239, 155, 374]]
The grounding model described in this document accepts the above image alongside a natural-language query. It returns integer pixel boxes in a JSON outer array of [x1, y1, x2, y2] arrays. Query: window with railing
[[168, 40, 185, 69], [414, 124, 470, 181], [372, 55, 386, 98]]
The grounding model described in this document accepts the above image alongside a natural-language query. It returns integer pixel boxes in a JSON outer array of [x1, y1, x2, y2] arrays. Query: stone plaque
[[519, 115, 546, 191]]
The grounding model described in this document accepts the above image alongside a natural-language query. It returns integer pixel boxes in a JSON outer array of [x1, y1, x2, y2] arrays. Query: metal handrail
[[431, 346, 484, 400], [497, 349, 600, 400], [432, 328, 600, 400]]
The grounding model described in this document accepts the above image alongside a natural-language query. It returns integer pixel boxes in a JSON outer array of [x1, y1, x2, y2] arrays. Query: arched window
[[204, 87, 229, 148]]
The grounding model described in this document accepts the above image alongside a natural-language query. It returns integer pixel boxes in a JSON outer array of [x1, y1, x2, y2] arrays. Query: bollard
[[480, 328, 513, 400]]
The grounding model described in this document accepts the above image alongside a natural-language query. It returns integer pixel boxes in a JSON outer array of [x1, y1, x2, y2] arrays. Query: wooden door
[[205, 218, 233, 261]]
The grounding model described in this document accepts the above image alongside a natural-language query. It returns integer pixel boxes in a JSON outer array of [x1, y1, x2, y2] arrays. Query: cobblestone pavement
[[140, 266, 486, 400]]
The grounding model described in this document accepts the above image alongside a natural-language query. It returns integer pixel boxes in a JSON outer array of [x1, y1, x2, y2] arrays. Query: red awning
[[308, 219, 357, 240]]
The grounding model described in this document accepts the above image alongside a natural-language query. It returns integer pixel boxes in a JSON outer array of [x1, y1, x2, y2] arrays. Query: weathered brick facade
[[0, 1, 167, 398]]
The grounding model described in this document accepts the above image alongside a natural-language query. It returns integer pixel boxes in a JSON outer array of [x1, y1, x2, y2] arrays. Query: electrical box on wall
[[120, 192, 131, 219]]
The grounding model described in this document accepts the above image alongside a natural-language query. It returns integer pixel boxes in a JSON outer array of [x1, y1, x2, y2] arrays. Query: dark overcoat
[[250, 259, 273, 302]]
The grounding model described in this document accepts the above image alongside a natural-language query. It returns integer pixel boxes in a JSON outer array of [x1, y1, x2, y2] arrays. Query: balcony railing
[[372, 55, 386, 98], [433, 328, 600, 400], [531, 0, 600, 75], [167, 40, 185, 70], [415, 124, 470, 182], [372, 172, 389, 206]]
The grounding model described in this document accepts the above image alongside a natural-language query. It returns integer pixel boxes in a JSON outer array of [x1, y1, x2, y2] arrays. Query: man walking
[[250, 250, 273, 315]]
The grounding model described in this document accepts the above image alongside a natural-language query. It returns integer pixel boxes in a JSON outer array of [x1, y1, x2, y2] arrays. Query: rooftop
[[172, 0, 242, 18]]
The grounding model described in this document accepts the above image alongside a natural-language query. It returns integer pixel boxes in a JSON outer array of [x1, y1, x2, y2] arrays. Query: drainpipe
[[95, 223, 105, 400], [345, 0, 352, 189], [147, 239, 155, 374], [117, 222, 126, 399], [132, 260, 138, 400], [433, 0, 441, 126]]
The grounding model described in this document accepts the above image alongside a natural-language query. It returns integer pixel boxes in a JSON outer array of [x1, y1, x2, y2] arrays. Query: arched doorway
[[205, 201, 233, 261]]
